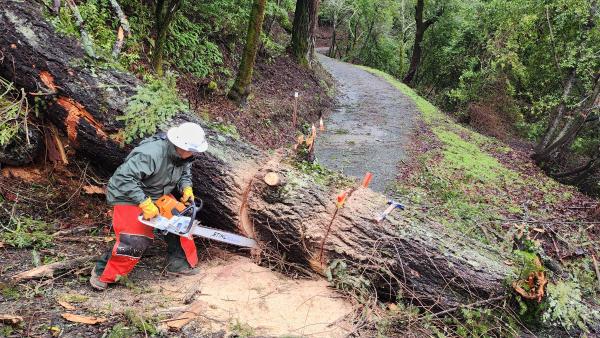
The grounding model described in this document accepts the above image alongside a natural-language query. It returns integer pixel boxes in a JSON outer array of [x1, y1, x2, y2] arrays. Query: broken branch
[[11, 255, 96, 281]]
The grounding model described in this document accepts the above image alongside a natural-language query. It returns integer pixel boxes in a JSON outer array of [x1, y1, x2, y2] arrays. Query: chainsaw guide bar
[[138, 215, 257, 248]]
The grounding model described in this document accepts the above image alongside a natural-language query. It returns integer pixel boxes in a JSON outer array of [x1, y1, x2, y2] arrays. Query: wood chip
[[165, 301, 206, 331], [82, 185, 105, 195], [61, 313, 106, 325], [0, 314, 23, 325], [58, 300, 76, 310]]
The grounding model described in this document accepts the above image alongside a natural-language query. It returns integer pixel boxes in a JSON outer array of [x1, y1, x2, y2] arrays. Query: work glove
[[180, 186, 194, 204], [139, 197, 159, 220]]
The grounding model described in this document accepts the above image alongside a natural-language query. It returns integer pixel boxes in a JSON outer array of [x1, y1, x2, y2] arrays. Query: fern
[[118, 74, 188, 143]]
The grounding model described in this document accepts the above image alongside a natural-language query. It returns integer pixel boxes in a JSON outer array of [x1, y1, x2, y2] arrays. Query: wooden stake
[[292, 92, 298, 128]]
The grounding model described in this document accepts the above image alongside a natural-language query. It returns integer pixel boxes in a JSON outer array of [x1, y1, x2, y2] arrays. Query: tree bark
[[291, 0, 320, 66], [228, 0, 267, 105], [0, 0, 513, 309], [402, 0, 441, 85]]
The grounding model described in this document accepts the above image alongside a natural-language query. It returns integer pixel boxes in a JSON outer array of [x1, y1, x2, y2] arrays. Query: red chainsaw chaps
[[99, 204, 199, 283], [180, 236, 198, 267], [99, 205, 154, 283]]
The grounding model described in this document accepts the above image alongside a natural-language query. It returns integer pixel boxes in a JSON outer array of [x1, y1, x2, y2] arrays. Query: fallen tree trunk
[[0, 0, 513, 308]]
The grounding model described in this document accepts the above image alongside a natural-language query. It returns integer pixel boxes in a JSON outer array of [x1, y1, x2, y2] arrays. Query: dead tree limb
[[109, 0, 131, 58]]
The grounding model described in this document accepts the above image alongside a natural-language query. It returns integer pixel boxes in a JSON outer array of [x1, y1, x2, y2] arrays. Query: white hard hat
[[167, 122, 208, 152]]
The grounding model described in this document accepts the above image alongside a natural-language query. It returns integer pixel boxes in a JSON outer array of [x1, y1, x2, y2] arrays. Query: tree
[[291, 0, 320, 66], [321, 0, 353, 58], [402, 0, 443, 85], [228, 0, 267, 105], [533, 1, 599, 168], [152, 0, 183, 76]]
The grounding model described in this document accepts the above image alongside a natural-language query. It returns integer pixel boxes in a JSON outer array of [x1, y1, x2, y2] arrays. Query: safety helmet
[[166, 122, 209, 152]]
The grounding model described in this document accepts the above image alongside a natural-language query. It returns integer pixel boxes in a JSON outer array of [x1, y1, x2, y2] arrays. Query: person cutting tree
[[89, 122, 208, 291]]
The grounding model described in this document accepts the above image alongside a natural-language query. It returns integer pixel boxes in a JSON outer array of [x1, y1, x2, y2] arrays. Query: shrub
[[118, 73, 188, 143]]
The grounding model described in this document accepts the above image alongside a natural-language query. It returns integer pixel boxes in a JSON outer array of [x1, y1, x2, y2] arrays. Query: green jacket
[[106, 135, 193, 205]]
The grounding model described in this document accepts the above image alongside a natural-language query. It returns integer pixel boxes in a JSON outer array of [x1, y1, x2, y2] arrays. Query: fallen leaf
[[61, 313, 106, 325], [58, 300, 75, 310], [0, 241, 4, 248], [504, 260, 514, 266], [0, 314, 23, 324], [82, 185, 105, 195]]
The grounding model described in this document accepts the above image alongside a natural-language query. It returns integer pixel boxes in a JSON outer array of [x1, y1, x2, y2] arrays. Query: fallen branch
[[0, 314, 23, 325], [55, 236, 113, 243], [11, 255, 96, 281], [109, 0, 130, 57]]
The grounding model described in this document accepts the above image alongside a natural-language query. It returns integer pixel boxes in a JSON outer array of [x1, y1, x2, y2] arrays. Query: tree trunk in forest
[[291, 0, 320, 66], [152, 0, 183, 76], [228, 0, 267, 105], [327, 16, 336, 58], [402, 0, 441, 85], [534, 1, 598, 163], [533, 75, 600, 164], [1, 0, 514, 310]]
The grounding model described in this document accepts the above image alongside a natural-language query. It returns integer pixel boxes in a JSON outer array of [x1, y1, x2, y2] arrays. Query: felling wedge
[[138, 195, 257, 248]]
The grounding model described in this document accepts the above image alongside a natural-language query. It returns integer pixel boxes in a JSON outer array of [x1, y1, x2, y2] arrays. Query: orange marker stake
[[361, 172, 373, 188]]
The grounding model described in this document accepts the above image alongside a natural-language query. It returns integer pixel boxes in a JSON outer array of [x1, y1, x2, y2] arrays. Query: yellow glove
[[139, 197, 159, 220], [180, 186, 194, 203]]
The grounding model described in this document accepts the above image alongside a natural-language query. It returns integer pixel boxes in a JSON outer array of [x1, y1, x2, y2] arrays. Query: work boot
[[164, 233, 200, 275], [166, 257, 200, 275], [89, 266, 108, 291]]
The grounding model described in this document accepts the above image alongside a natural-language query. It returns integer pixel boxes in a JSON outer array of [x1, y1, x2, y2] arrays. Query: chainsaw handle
[[180, 199, 202, 234]]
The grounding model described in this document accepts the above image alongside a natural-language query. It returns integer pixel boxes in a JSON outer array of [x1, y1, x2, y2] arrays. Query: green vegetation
[[325, 259, 372, 303], [118, 74, 188, 143], [542, 281, 599, 332], [124, 309, 159, 336], [1, 217, 54, 249], [294, 160, 354, 187], [0, 77, 29, 147], [229, 319, 255, 337]]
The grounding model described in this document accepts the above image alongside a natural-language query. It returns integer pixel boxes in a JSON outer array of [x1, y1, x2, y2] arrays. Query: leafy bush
[[118, 74, 188, 143]]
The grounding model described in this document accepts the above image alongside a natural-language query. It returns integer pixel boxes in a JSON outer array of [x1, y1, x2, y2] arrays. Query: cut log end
[[263, 172, 281, 186]]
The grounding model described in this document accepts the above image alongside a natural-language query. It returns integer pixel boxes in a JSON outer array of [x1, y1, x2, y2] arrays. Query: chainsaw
[[138, 195, 257, 248]]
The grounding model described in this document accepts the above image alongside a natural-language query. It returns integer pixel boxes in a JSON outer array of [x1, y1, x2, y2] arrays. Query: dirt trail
[[315, 53, 418, 193]]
